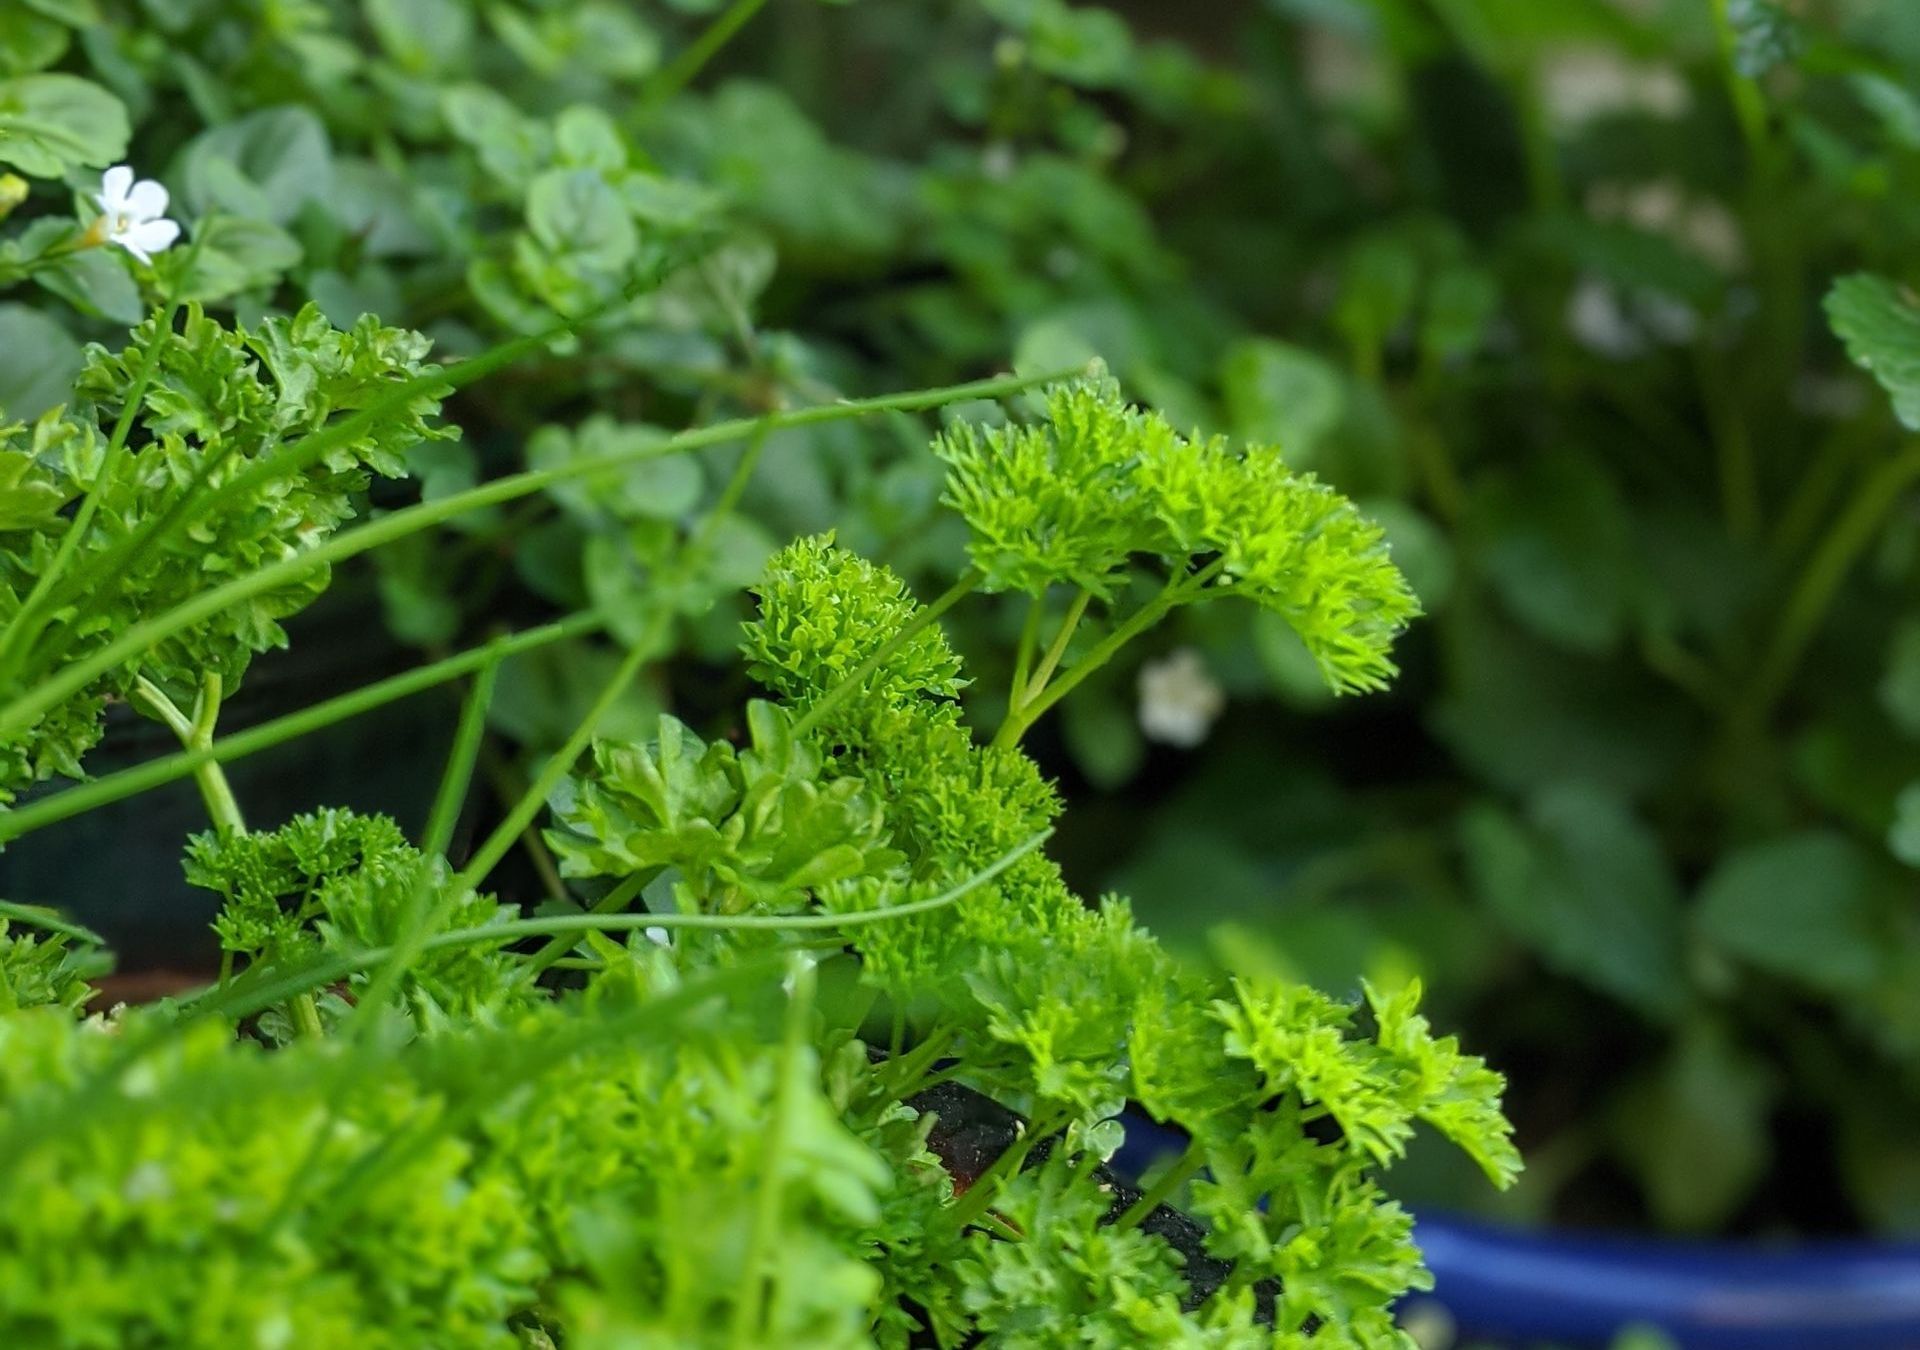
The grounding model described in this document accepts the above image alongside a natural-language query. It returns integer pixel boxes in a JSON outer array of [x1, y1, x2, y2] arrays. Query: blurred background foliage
[[4, 0, 1920, 1244]]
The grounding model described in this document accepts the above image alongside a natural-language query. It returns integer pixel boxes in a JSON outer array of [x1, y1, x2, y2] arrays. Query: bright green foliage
[[733, 539, 1514, 1340], [0, 0, 1910, 1256], [0, 998, 890, 1348], [934, 370, 1419, 693], [0, 920, 94, 1014], [743, 532, 968, 737], [547, 700, 904, 916], [1215, 978, 1519, 1187], [953, 1153, 1203, 1346], [0, 4, 1533, 1339], [0, 341, 1509, 1348], [189, 808, 415, 960], [1827, 274, 1920, 431], [0, 303, 449, 801], [188, 808, 528, 1029]]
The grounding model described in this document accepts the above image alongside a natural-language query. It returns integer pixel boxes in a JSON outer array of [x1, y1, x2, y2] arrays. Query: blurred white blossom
[[1567, 278, 1645, 359], [1542, 48, 1688, 130], [1587, 179, 1744, 272], [1137, 648, 1225, 748]]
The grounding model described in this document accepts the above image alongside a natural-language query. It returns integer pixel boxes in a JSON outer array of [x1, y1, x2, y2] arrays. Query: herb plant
[[0, 150, 1514, 1345], [4, 0, 1910, 1309]]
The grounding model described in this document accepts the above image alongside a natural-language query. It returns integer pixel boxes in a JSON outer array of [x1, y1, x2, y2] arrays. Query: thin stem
[[993, 559, 1224, 749], [455, 636, 652, 892], [1741, 445, 1920, 725], [290, 993, 326, 1039], [790, 567, 983, 739], [1710, 0, 1773, 182], [130, 674, 245, 835], [0, 615, 600, 846], [1768, 416, 1876, 567], [1404, 416, 1465, 526], [480, 745, 573, 908], [947, 1106, 1065, 1230], [422, 654, 503, 859], [731, 950, 812, 1349], [133, 671, 321, 1036], [695, 421, 772, 543], [0, 367, 1081, 743], [1008, 594, 1044, 707], [1114, 1141, 1205, 1230], [522, 871, 651, 977], [646, 0, 771, 111], [1695, 343, 1761, 544], [181, 830, 1048, 1022], [882, 1024, 957, 1101], [1019, 588, 1091, 707]]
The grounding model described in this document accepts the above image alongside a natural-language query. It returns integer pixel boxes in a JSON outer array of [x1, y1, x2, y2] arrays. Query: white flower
[[1586, 179, 1745, 272], [92, 164, 180, 264], [1541, 48, 1688, 130], [1137, 647, 1226, 749], [1566, 278, 1644, 360]]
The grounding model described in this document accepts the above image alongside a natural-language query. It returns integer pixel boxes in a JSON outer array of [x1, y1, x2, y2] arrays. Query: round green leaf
[[526, 167, 637, 273], [177, 106, 333, 225], [1220, 338, 1345, 467], [0, 303, 82, 419], [1694, 832, 1881, 993], [0, 74, 128, 178]]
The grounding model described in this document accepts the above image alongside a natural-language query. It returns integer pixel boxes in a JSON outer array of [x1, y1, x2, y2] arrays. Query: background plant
[[2, 0, 1917, 1255], [0, 268, 1516, 1347]]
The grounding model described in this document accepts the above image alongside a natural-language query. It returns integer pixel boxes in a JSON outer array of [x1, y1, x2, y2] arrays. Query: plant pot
[[1408, 1215, 1920, 1350], [1114, 1115, 1920, 1349]]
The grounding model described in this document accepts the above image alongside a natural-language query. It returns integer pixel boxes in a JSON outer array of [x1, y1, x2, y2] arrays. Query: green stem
[[947, 1105, 1065, 1231], [480, 745, 572, 907], [290, 993, 326, 1039], [882, 1024, 957, 1100], [1768, 416, 1876, 567], [0, 367, 1079, 743], [1019, 588, 1091, 706], [696, 421, 771, 541], [791, 567, 983, 739], [993, 559, 1223, 749], [1695, 343, 1761, 544], [1710, 0, 1772, 179], [1403, 414, 1465, 525], [731, 950, 812, 1349], [1114, 1141, 1205, 1230], [422, 653, 503, 859], [1008, 594, 1044, 708], [522, 871, 651, 977], [455, 636, 653, 892], [185, 830, 1048, 1022], [1740, 445, 1920, 725], [0, 615, 600, 846], [130, 673, 245, 836], [646, 0, 772, 111], [131, 673, 330, 1038]]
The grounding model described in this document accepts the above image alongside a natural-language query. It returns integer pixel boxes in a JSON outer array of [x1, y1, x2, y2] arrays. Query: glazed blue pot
[[1114, 1115, 1920, 1348], [1411, 1213, 1920, 1349]]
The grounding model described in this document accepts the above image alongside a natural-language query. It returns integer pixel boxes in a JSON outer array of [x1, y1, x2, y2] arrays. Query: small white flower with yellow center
[[90, 164, 180, 264], [1137, 647, 1226, 748]]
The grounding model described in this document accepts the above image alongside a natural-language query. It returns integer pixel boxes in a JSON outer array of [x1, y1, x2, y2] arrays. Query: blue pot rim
[[1115, 1111, 1920, 1349]]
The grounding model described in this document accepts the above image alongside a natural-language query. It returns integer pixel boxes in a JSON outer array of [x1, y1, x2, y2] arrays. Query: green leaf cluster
[[0, 302, 448, 801], [935, 369, 1419, 693]]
